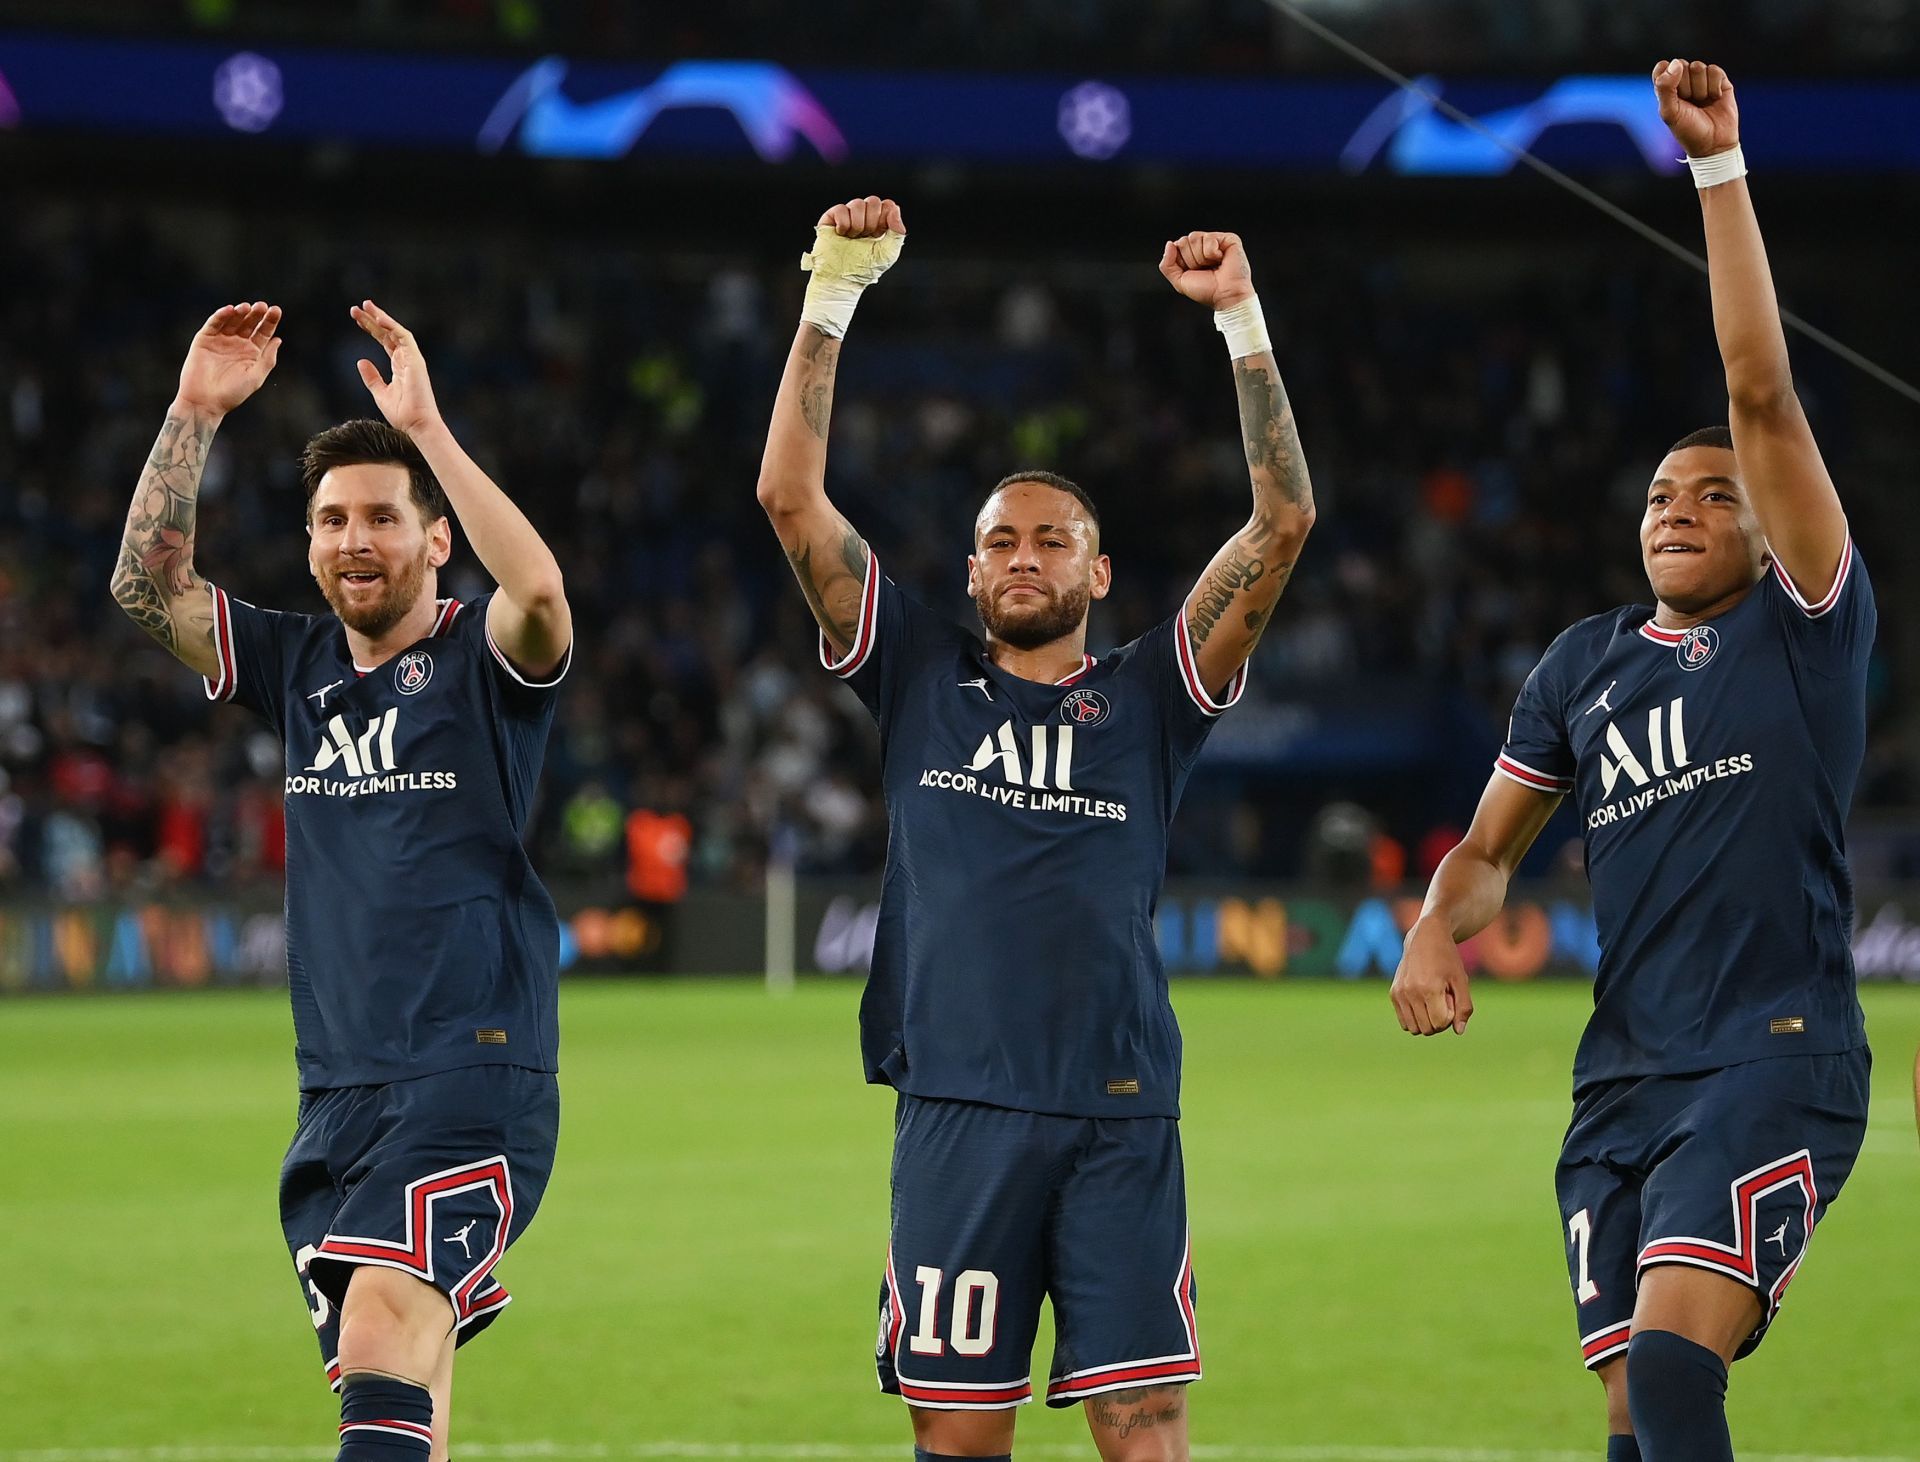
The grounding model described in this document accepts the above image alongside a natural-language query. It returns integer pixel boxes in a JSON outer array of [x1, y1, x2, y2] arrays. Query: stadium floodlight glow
[[1341, 74, 1685, 176], [212, 51, 283, 134], [1057, 81, 1132, 160], [477, 57, 848, 162]]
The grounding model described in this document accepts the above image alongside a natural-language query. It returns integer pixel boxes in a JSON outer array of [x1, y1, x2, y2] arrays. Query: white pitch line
[[5, 1448, 1915, 1462]]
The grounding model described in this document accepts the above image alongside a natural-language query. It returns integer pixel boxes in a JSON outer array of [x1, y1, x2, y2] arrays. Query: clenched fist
[[1653, 58, 1740, 160], [819, 195, 905, 239], [1158, 231, 1254, 312]]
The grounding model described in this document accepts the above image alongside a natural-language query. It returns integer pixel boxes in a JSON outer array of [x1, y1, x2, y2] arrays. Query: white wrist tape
[[1213, 294, 1271, 359], [799, 225, 905, 339], [1686, 145, 1747, 190]]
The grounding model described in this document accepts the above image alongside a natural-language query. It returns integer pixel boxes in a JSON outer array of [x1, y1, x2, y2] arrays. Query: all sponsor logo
[[1587, 694, 1754, 828], [1059, 687, 1110, 727], [287, 708, 457, 797], [396, 650, 434, 694], [912, 719, 1129, 823]]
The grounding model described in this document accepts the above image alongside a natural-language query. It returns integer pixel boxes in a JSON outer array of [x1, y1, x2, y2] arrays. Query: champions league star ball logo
[[1060, 688, 1110, 727], [395, 650, 434, 694], [1676, 625, 1719, 672]]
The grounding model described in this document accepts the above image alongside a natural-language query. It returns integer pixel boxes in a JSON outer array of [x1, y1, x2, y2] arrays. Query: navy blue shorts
[[1555, 1048, 1869, 1370], [279, 1064, 560, 1392], [876, 1094, 1200, 1411]]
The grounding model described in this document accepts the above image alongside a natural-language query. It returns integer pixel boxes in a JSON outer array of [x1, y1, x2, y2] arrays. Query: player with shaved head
[[757, 198, 1315, 1458], [1393, 61, 1875, 1462]]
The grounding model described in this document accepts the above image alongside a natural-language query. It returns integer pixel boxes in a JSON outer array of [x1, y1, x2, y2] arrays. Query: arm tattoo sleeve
[[1185, 357, 1312, 652], [787, 524, 871, 649], [797, 329, 840, 441], [111, 409, 216, 654], [1234, 356, 1312, 512]]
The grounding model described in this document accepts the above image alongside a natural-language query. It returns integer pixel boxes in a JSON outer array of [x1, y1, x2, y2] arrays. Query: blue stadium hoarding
[[10, 886, 1920, 990], [6, 29, 1920, 174]]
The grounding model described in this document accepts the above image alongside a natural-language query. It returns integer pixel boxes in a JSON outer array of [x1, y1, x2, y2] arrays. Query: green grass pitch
[[2, 979, 1915, 1458]]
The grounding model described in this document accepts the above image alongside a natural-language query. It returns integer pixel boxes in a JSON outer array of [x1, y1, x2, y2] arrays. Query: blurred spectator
[[0, 197, 1910, 895]]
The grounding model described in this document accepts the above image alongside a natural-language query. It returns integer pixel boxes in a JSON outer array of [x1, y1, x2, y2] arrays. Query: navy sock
[[915, 1452, 1010, 1462], [1606, 1435, 1642, 1461], [1626, 1330, 1732, 1462], [338, 1374, 434, 1462]]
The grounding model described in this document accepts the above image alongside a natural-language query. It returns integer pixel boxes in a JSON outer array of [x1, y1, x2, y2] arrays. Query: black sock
[[1606, 1434, 1643, 1461], [337, 1374, 434, 1462], [1626, 1329, 1732, 1462], [915, 1452, 1010, 1462]]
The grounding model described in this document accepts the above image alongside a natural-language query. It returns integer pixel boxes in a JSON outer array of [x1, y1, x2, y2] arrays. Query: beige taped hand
[[800, 226, 906, 338], [801, 226, 906, 286]]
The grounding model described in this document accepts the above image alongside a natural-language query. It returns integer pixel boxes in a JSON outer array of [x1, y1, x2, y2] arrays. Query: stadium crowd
[[1, 200, 1912, 897]]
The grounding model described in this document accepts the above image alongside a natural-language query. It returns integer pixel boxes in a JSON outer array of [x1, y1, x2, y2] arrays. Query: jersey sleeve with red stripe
[[444, 591, 573, 716], [1126, 613, 1249, 769], [202, 585, 307, 730], [817, 551, 954, 725], [1764, 536, 1876, 681], [1496, 629, 1576, 798]]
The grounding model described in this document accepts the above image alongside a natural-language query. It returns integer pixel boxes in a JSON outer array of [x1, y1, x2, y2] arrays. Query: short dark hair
[[980, 469, 1100, 533], [301, 419, 447, 524], [1666, 425, 1735, 456]]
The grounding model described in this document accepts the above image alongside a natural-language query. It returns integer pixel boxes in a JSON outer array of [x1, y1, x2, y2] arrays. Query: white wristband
[[801, 276, 866, 339], [1213, 295, 1271, 360], [1686, 145, 1747, 190]]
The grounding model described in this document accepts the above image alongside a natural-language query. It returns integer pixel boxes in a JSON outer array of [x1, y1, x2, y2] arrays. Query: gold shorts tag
[[1106, 1079, 1141, 1096], [1769, 1017, 1806, 1035], [476, 1028, 509, 1045]]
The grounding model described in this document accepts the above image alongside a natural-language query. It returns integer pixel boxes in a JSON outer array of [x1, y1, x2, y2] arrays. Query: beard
[[317, 547, 431, 638], [974, 578, 1091, 650]]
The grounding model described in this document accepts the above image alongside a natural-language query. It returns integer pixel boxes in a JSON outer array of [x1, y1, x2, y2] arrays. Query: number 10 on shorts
[[909, 1266, 1000, 1356]]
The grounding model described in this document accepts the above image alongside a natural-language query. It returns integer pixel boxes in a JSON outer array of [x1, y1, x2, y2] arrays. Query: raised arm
[[1655, 58, 1848, 599], [1159, 232, 1316, 698], [756, 196, 903, 659], [111, 302, 283, 678], [1390, 773, 1563, 1036], [351, 300, 570, 677]]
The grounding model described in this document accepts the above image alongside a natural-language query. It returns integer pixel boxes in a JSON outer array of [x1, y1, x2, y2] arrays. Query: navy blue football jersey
[[1499, 540, 1874, 1086], [824, 554, 1246, 1119], [205, 586, 568, 1091]]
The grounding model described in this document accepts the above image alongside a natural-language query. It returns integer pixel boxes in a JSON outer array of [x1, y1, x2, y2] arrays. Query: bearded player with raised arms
[[111, 300, 570, 1462], [1392, 62, 1874, 1462], [757, 199, 1314, 1457]]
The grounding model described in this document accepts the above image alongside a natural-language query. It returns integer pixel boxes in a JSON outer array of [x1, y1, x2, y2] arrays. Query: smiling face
[[967, 481, 1111, 650], [1640, 445, 1769, 616], [307, 462, 451, 639]]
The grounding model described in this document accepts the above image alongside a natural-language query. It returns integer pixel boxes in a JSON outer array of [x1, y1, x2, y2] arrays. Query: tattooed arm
[[1160, 232, 1316, 697], [111, 302, 283, 678], [756, 198, 903, 658]]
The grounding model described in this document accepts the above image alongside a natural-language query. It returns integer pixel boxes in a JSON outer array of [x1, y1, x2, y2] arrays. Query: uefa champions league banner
[[6, 29, 1920, 175], [7, 885, 1920, 991]]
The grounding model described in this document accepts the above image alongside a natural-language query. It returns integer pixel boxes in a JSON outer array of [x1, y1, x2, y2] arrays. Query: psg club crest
[[1059, 688, 1110, 727], [1676, 625, 1719, 672], [395, 650, 434, 695]]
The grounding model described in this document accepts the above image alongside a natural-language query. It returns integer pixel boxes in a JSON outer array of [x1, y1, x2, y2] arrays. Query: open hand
[[1653, 58, 1740, 159], [1158, 231, 1254, 311], [175, 301, 282, 417], [351, 299, 442, 438]]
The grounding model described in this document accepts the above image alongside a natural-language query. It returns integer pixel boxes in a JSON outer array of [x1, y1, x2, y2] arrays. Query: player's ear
[[966, 552, 980, 597], [1090, 553, 1112, 601], [428, 515, 452, 568]]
